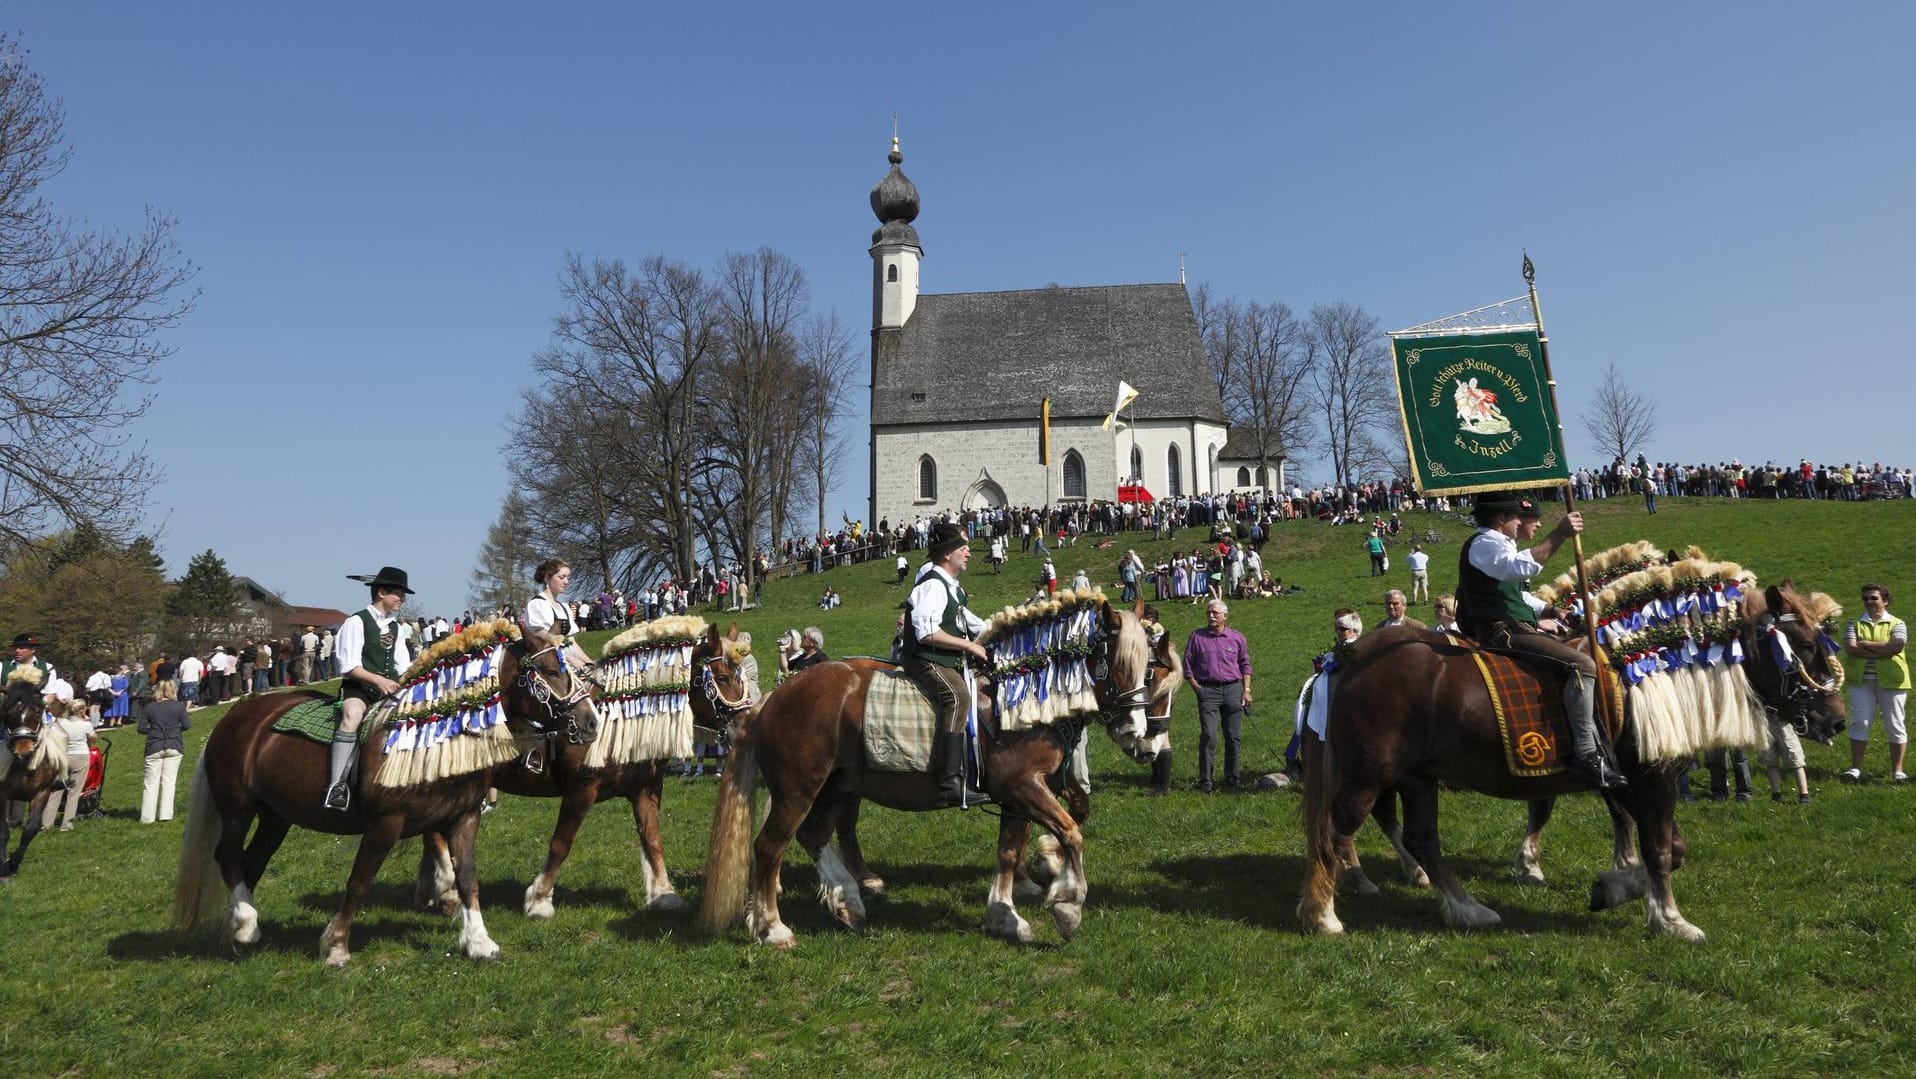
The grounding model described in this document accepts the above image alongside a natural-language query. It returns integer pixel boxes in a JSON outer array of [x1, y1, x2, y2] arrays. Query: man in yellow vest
[[1842, 582, 1908, 782]]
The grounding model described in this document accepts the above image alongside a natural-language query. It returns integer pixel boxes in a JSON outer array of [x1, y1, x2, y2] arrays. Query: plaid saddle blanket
[[271, 697, 360, 745], [862, 668, 937, 773], [1445, 635, 1625, 778]]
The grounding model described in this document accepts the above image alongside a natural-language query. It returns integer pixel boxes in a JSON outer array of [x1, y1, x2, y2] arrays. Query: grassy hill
[[5, 495, 1913, 1075]]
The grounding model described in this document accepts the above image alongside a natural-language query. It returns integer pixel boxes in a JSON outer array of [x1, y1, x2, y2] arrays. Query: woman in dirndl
[[525, 559, 596, 673]]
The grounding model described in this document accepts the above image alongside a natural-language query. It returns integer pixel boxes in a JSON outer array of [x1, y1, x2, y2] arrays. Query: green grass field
[[4, 496, 1913, 1076]]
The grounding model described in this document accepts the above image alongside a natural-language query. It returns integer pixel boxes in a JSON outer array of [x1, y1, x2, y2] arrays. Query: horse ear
[[727, 623, 740, 640], [1132, 594, 1145, 620]]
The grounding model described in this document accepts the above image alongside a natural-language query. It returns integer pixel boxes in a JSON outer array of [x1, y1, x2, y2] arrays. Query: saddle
[[1441, 634, 1624, 778], [859, 666, 997, 774], [272, 699, 364, 745]]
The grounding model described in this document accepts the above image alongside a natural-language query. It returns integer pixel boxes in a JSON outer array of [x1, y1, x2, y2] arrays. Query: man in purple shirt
[[1183, 599, 1254, 792]]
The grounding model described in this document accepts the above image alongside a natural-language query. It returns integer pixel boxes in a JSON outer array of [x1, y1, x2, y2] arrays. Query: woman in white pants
[[41, 699, 94, 831], [138, 680, 191, 823]]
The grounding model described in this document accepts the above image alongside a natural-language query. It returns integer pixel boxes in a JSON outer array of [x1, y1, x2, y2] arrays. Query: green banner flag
[[1389, 328, 1570, 495]]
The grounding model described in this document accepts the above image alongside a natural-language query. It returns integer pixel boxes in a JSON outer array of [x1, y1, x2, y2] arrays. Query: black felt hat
[[11, 633, 39, 649], [1473, 490, 1537, 517], [348, 566, 415, 594], [927, 523, 967, 560]]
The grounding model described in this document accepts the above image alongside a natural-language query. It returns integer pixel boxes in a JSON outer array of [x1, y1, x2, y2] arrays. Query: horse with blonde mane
[[1, 669, 64, 877], [699, 597, 1168, 947], [413, 620, 749, 918], [1300, 579, 1847, 940], [173, 624, 598, 966]]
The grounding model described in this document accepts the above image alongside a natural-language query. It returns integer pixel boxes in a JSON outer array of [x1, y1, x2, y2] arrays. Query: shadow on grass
[[1113, 852, 1609, 935]]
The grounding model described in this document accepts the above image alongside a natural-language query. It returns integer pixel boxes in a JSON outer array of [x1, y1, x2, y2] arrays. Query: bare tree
[[528, 253, 720, 582], [1580, 362, 1659, 464], [0, 39, 196, 547], [796, 310, 858, 540], [468, 491, 540, 615], [1201, 294, 1315, 488], [1305, 301, 1395, 487], [708, 249, 811, 570]]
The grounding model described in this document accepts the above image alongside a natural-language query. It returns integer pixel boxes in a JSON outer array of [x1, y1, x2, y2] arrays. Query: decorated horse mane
[[585, 615, 706, 766], [369, 618, 531, 788], [1533, 542, 1839, 760], [978, 587, 1131, 731], [6, 665, 44, 687]]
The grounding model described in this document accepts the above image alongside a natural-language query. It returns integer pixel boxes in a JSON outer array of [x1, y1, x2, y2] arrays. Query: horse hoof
[[324, 949, 351, 968], [1012, 878, 1043, 902], [437, 896, 461, 917], [648, 892, 685, 912], [1409, 869, 1432, 890], [524, 897, 556, 920], [1297, 906, 1345, 936], [761, 924, 796, 949], [1344, 870, 1380, 896], [1515, 869, 1546, 887], [1051, 902, 1082, 942], [465, 942, 503, 962], [859, 877, 886, 897]]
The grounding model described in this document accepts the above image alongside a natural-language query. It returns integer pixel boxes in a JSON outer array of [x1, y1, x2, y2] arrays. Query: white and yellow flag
[[1101, 380, 1140, 432]]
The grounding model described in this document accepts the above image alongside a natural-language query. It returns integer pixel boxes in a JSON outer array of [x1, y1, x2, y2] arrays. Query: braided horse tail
[[1296, 727, 1344, 932], [697, 706, 761, 936]]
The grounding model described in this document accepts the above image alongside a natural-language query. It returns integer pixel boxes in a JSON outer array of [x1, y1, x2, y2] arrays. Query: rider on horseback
[[324, 567, 414, 810], [1456, 492, 1627, 790], [901, 522, 991, 808]]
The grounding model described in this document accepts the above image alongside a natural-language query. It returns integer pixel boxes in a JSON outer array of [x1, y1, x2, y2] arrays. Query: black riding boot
[[932, 731, 971, 808], [1149, 748, 1173, 795], [1564, 675, 1627, 790]]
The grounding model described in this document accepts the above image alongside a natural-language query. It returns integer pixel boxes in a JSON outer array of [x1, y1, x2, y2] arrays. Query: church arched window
[[1237, 466, 1252, 488], [1167, 444, 1183, 497], [1130, 445, 1143, 484], [917, 455, 937, 502], [1062, 450, 1086, 498], [887, 264, 898, 282]]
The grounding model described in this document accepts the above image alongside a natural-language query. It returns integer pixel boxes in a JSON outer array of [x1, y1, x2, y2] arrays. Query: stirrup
[[1573, 754, 1628, 790], [323, 782, 352, 811], [523, 744, 546, 775]]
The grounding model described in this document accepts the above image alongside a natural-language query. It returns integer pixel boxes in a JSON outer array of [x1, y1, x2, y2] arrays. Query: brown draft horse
[[413, 624, 748, 918], [699, 601, 1161, 947], [172, 632, 598, 966], [1299, 581, 1849, 940], [1, 675, 62, 877]]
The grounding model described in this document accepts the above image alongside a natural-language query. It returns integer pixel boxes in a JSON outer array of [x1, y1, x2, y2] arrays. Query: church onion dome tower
[[870, 137, 921, 247]]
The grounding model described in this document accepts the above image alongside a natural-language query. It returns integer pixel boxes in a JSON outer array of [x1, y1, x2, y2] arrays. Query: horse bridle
[[1089, 624, 1152, 730], [1757, 612, 1844, 735], [517, 642, 596, 744]]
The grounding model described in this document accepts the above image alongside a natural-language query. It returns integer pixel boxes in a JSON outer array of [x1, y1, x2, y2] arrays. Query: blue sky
[[9, 3, 1911, 616]]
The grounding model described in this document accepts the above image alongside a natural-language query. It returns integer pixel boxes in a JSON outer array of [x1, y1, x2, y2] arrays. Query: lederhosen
[[1456, 530, 1593, 679], [340, 609, 400, 708], [902, 568, 973, 734]]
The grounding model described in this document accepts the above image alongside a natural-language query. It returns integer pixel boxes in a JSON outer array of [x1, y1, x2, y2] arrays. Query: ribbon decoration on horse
[[979, 586, 1107, 731], [590, 616, 701, 766], [370, 619, 531, 788]]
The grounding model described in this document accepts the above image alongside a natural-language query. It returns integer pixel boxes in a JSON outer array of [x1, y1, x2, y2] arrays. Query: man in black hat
[[1457, 492, 1626, 789], [901, 523, 991, 807], [1, 633, 54, 687], [324, 567, 415, 810]]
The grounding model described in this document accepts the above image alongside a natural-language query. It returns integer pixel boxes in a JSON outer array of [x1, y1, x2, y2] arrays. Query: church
[[865, 140, 1277, 527]]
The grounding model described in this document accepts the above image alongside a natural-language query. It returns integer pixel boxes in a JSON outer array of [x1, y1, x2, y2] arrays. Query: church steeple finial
[[870, 121, 920, 244]]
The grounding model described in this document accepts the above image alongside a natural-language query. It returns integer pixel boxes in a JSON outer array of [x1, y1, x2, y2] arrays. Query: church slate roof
[[873, 283, 1227, 427]]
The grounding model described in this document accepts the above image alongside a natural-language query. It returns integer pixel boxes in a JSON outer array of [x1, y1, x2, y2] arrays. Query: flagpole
[[1524, 253, 1611, 720]]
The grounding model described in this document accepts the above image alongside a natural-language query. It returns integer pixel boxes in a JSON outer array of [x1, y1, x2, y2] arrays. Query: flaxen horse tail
[[1297, 730, 1342, 927], [697, 709, 761, 936], [172, 753, 225, 933]]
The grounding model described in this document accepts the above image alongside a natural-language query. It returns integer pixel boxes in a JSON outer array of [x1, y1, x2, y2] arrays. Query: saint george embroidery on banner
[[1454, 376, 1511, 435]]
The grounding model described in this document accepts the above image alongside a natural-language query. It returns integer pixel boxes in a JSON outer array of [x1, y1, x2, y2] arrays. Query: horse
[[412, 622, 749, 918], [172, 627, 599, 966], [698, 599, 1161, 947], [1299, 580, 1848, 940], [1, 671, 63, 877]]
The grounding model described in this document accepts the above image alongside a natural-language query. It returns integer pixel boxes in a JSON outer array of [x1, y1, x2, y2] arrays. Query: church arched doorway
[[962, 476, 1007, 511]]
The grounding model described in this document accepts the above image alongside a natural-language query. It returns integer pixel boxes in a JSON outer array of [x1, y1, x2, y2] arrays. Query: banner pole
[[1524, 254, 1610, 720]]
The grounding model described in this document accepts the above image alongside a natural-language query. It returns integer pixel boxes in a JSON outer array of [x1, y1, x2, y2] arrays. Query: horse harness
[[1757, 612, 1843, 735], [513, 641, 597, 774], [695, 654, 752, 755]]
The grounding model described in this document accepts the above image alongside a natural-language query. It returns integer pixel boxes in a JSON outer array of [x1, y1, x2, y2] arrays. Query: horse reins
[[1757, 612, 1843, 734], [517, 642, 597, 744]]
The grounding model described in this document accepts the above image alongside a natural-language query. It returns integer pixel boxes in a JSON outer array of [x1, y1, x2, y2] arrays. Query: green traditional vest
[[0, 657, 49, 685], [1843, 613, 1911, 690], [351, 609, 401, 682], [1456, 529, 1536, 635], [903, 570, 971, 669]]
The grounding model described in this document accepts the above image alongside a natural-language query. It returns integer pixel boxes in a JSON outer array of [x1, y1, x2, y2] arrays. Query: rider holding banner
[[324, 567, 414, 810], [1456, 492, 1626, 790], [902, 522, 990, 808]]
